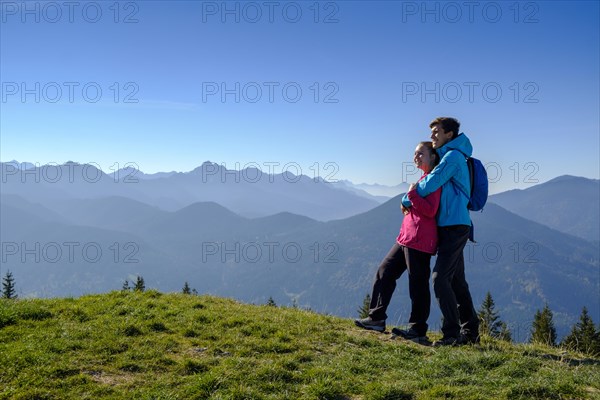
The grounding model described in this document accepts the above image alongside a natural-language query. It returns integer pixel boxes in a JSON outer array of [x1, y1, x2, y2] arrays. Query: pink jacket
[[396, 174, 441, 255]]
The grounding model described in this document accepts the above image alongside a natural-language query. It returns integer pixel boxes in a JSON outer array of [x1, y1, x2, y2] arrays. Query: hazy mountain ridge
[[351, 181, 409, 197], [0, 161, 381, 221], [490, 175, 600, 243], [1, 173, 598, 340], [331, 180, 393, 203]]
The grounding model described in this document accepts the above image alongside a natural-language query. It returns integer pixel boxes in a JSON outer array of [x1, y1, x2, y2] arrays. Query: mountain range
[[0, 161, 385, 221], [490, 175, 600, 243], [1, 164, 598, 340]]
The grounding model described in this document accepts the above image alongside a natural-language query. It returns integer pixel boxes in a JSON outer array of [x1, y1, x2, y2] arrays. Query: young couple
[[355, 117, 479, 347]]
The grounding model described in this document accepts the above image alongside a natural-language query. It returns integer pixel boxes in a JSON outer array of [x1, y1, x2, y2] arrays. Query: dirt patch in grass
[[84, 370, 136, 386]]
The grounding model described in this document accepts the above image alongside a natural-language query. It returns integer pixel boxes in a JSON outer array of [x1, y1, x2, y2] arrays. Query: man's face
[[430, 124, 454, 149]]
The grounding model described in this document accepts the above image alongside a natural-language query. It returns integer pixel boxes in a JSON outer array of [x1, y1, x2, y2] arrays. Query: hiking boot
[[354, 317, 385, 332], [460, 330, 481, 345], [462, 333, 480, 345], [432, 336, 465, 347], [391, 327, 430, 345]]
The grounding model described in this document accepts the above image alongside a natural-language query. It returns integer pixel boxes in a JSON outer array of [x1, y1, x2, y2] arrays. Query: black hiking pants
[[368, 243, 432, 336], [433, 225, 479, 339]]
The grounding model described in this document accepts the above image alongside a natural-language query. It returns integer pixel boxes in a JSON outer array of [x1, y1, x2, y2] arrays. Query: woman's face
[[414, 144, 435, 172]]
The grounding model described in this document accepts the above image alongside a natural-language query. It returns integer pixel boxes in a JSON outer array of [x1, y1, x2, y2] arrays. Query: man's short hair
[[429, 117, 460, 139]]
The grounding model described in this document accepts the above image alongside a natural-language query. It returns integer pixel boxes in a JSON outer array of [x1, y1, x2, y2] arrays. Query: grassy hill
[[1, 292, 599, 400]]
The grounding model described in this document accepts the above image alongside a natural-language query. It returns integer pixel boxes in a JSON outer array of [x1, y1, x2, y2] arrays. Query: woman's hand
[[401, 204, 410, 215]]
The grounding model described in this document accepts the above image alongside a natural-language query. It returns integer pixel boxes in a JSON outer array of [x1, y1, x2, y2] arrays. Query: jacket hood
[[438, 132, 473, 157]]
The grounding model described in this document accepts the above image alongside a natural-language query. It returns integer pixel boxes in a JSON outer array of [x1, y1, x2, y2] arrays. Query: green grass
[[1, 291, 599, 399]]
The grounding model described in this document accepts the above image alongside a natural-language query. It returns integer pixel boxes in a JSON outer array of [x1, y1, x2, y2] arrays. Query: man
[[415, 117, 479, 346]]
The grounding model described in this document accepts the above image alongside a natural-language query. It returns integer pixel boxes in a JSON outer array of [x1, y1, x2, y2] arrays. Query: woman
[[355, 141, 441, 344]]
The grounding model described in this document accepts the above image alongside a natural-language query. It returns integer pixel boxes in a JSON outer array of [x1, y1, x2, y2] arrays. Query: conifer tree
[[477, 291, 512, 341], [2, 271, 17, 299], [530, 304, 557, 346], [266, 296, 277, 307], [478, 291, 502, 337], [182, 282, 191, 295], [498, 321, 512, 342], [357, 293, 371, 319], [134, 276, 145, 292], [561, 307, 600, 356], [122, 280, 131, 291]]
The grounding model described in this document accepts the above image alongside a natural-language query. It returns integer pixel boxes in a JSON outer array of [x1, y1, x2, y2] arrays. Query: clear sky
[[1, 0, 599, 194]]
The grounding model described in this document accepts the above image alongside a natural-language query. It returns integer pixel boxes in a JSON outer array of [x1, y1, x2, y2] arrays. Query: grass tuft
[[122, 325, 143, 337]]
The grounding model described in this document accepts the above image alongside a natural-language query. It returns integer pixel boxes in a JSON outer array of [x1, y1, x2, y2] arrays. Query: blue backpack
[[454, 150, 488, 212]]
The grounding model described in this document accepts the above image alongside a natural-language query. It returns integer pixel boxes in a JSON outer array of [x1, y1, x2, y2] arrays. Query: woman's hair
[[418, 141, 440, 167]]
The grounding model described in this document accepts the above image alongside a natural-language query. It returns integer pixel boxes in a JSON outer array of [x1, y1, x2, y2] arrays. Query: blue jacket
[[405, 133, 472, 227]]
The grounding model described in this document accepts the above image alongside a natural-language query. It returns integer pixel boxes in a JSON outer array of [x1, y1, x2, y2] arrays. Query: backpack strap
[[452, 149, 477, 242], [453, 178, 470, 201], [448, 149, 471, 201]]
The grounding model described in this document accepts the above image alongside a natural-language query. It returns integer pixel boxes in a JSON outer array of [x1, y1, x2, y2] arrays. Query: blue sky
[[1, 0, 599, 193]]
